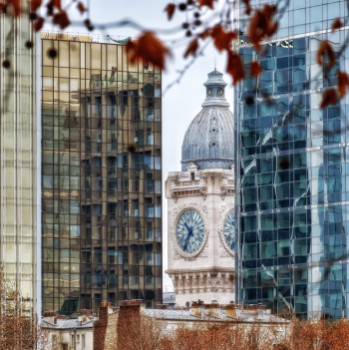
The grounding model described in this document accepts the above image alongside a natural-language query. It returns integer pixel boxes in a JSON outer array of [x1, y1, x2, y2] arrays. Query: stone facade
[[94, 304, 119, 350], [166, 163, 235, 305]]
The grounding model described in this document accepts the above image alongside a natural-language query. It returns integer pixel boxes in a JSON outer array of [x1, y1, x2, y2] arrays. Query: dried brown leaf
[[320, 88, 337, 108], [30, 0, 42, 12], [250, 60, 262, 78], [164, 3, 176, 20], [8, 0, 21, 16], [332, 18, 343, 31], [211, 25, 237, 52], [338, 70, 349, 98], [248, 5, 278, 52], [47, 0, 61, 10], [316, 40, 335, 70], [197, 0, 216, 9], [198, 28, 212, 39], [126, 31, 170, 70], [34, 16, 44, 31], [184, 38, 199, 58], [77, 1, 86, 14], [226, 50, 245, 85], [53, 10, 70, 29], [242, 0, 252, 15]]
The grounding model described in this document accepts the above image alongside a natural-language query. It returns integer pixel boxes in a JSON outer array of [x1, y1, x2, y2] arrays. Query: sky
[[46, 0, 235, 291]]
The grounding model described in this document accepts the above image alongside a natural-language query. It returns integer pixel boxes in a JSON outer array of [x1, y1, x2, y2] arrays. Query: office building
[[0, 5, 38, 313], [236, 0, 349, 318], [41, 33, 162, 314]]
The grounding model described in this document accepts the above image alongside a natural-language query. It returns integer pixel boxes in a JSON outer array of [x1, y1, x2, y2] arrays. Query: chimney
[[117, 300, 142, 350], [204, 300, 221, 318], [120, 299, 146, 314], [97, 303, 110, 326], [94, 304, 110, 350], [43, 310, 58, 325], [257, 303, 266, 318], [223, 303, 238, 319], [120, 299, 142, 307], [44, 310, 57, 317], [80, 309, 93, 316], [189, 300, 204, 318], [78, 315, 88, 324]]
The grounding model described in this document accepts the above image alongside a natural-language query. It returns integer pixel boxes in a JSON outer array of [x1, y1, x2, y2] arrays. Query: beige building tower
[[0, 4, 38, 313], [166, 70, 235, 306]]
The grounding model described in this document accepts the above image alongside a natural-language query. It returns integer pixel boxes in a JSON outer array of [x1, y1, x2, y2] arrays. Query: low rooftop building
[[96, 300, 289, 349], [43, 300, 289, 349], [42, 311, 97, 350]]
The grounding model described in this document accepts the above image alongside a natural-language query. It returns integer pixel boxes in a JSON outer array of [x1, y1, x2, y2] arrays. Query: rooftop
[[144, 306, 288, 324], [42, 316, 97, 330], [41, 31, 131, 44]]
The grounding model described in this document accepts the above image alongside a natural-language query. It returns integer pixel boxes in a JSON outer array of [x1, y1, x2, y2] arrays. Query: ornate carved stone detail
[[170, 271, 235, 301], [167, 165, 236, 305], [219, 244, 230, 258]]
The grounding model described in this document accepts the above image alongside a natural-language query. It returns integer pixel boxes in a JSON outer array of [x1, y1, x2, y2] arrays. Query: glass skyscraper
[[41, 33, 162, 314], [236, 0, 349, 318]]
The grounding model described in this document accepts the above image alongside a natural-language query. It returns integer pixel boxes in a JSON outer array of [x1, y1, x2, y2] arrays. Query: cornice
[[166, 267, 235, 275]]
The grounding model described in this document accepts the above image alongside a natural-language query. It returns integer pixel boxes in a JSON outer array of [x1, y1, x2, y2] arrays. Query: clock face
[[176, 210, 205, 254], [217, 88, 223, 96], [224, 211, 235, 251], [207, 88, 213, 96]]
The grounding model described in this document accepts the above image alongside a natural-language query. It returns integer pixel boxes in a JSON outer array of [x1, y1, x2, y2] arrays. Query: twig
[[163, 39, 211, 95]]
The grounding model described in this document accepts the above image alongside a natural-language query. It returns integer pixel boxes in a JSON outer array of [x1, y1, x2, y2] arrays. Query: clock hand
[[183, 224, 193, 251], [183, 232, 190, 251]]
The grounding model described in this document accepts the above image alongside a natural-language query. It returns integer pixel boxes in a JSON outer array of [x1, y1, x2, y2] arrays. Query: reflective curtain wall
[[41, 34, 162, 315], [239, 0, 347, 39], [236, 0, 349, 319], [0, 7, 37, 313]]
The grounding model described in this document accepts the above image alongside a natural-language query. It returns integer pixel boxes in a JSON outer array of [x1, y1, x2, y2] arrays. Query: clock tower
[[166, 70, 235, 306]]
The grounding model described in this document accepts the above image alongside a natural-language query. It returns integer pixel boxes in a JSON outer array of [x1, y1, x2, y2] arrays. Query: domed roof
[[181, 70, 234, 171]]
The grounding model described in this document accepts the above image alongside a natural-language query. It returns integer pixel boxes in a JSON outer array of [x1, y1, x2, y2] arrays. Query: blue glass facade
[[236, 0, 349, 318], [239, 0, 348, 39]]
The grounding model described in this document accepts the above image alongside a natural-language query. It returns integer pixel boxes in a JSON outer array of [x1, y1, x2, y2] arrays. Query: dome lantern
[[202, 69, 229, 108]]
